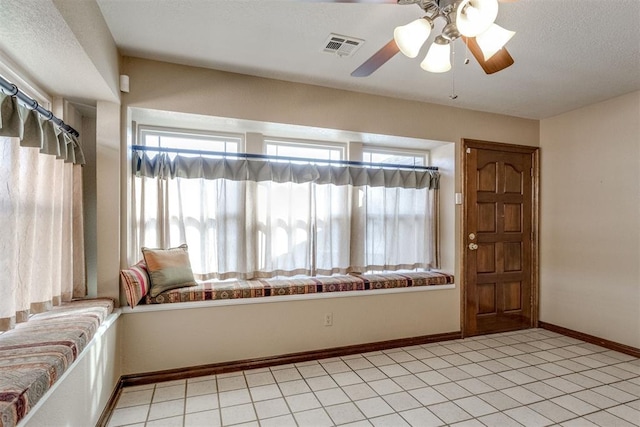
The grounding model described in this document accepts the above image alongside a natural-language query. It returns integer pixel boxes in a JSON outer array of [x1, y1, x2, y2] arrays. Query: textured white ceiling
[[0, 0, 119, 103], [96, 0, 640, 119], [1, 1, 639, 120]]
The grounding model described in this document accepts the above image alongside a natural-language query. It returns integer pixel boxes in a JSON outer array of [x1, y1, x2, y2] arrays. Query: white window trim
[[138, 124, 246, 152], [264, 136, 348, 159], [362, 145, 431, 166]]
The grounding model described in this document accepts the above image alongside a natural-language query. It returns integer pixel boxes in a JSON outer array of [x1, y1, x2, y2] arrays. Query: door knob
[[468, 243, 478, 250]]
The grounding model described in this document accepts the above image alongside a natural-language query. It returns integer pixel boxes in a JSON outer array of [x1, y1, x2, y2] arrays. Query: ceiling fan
[[321, 0, 517, 78]]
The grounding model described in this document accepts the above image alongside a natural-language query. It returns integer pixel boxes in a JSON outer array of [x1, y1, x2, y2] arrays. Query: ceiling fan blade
[[351, 39, 400, 77], [462, 36, 514, 74]]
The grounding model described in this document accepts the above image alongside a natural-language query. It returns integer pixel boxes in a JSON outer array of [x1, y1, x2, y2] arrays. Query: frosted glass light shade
[[420, 39, 451, 73], [476, 24, 515, 60], [393, 18, 433, 58], [456, 0, 499, 37]]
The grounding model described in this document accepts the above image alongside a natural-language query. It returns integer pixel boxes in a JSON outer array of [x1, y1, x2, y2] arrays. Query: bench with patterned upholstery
[[0, 299, 114, 427], [144, 271, 454, 304]]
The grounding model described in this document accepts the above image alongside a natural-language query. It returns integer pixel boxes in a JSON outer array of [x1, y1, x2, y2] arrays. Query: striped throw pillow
[[120, 261, 150, 308]]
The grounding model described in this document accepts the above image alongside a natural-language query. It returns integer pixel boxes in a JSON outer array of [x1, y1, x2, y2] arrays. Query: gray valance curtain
[[134, 151, 440, 190], [0, 93, 85, 164]]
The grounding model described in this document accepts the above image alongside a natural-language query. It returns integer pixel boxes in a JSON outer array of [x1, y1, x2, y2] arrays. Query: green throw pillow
[[142, 244, 196, 297]]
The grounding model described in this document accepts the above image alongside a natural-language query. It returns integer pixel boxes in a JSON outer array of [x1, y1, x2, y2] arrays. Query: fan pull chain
[[450, 42, 458, 100], [464, 38, 471, 65]]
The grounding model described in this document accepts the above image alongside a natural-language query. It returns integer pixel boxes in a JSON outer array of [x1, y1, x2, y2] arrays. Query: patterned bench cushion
[[0, 299, 114, 427], [144, 271, 454, 304]]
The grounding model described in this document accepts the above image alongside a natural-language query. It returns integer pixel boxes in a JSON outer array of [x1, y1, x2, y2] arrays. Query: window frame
[[130, 126, 438, 276], [362, 146, 430, 167], [137, 124, 246, 154], [264, 136, 347, 163]]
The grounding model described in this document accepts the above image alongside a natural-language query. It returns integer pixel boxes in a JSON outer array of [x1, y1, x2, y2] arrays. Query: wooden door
[[463, 140, 538, 336]]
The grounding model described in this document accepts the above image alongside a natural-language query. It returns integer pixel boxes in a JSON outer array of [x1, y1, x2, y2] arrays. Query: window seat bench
[[0, 298, 115, 427], [143, 271, 454, 305]]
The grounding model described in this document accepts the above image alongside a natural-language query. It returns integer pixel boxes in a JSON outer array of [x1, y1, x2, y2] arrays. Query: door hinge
[[530, 168, 533, 177]]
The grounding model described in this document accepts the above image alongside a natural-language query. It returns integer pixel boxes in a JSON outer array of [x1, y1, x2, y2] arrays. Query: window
[[263, 139, 349, 277], [132, 129, 439, 281], [265, 139, 345, 163], [363, 148, 427, 167], [139, 126, 242, 156], [360, 147, 434, 273]]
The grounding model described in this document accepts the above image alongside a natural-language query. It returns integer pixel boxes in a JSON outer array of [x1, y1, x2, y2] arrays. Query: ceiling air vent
[[323, 34, 364, 57]]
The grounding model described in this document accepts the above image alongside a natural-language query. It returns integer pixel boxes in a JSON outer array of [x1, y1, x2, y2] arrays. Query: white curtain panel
[[351, 185, 436, 272], [133, 153, 439, 280], [133, 177, 351, 279], [0, 92, 86, 331], [0, 137, 83, 331], [312, 182, 352, 275]]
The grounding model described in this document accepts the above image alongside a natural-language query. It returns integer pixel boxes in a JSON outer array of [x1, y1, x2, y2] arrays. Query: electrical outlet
[[324, 312, 333, 326]]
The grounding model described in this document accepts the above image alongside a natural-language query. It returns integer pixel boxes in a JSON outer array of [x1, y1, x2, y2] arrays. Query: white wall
[[113, 57, 540, 373], [82, 115, 99, 295], [121, 290, 458, 375], [96, 101, 121, 301], [51, 0, 121, 102], [120, 57, 539, 149], [540, 91, 640, 348], [431, 143, 456, 274]]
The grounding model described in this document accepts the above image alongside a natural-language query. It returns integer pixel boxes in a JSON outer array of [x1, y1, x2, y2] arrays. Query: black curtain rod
[[0, 75, 80, 137], [132, 145, 439, 171]]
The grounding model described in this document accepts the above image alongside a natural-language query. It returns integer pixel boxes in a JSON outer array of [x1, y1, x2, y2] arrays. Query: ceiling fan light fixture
[[420, 36, 451, 73], [455, 0, 499, 37], [476, 24, 515, 60], [349, 0, 516, 78], [393, 17, 434, 58]]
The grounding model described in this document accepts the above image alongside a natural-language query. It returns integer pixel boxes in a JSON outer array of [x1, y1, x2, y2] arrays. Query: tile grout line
[[107, 329, 640, 427]]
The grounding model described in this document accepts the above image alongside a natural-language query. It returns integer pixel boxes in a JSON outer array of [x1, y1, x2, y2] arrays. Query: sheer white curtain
[[133, 174, 260, 279], [312, 182, 351, 275], [351, 185, 438, 272], [132, 152, 439, 280], [0, 93, 85, 331]]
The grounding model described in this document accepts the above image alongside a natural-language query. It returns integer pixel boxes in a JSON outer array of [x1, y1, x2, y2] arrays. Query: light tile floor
[[107, 329, 640, 427]]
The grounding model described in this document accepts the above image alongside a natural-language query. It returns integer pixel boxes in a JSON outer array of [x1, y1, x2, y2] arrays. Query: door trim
[[460, 139, 540, 338]]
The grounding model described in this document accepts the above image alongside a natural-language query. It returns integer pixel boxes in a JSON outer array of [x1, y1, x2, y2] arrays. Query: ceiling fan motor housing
[[442, 21, 461, 41], [408, 0, 498, 39]]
